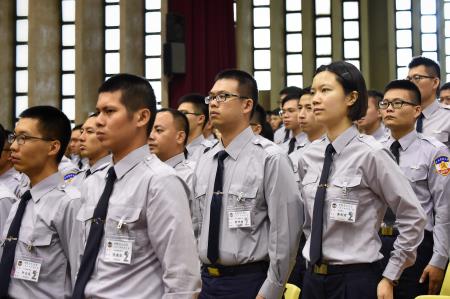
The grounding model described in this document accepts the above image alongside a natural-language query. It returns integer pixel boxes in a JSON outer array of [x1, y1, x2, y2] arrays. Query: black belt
[[202, 261, 269, 277], [307, 261, 380, 275]]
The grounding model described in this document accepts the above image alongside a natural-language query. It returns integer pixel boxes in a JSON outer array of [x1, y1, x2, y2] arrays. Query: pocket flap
[[194, 184, 207, 198], [302, 172, 319, 185], [405, 167, 428, 182], [76, 205, 96, 222], [228, 185, 258, 199], [332, 175, 362, 187], [108, 206, 141, 223], [31, 233, 52, 247]]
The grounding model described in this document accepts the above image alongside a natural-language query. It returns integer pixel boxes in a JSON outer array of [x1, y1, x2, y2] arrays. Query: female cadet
[[298, 61, 427, 299]]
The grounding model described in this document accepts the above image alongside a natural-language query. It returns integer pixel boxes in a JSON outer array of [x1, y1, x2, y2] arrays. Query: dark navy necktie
[[416, 113, 424, 133], [0, 190, 32, 297], [207, 150, 228, 265], [383, 141, 402, 226], [288, 137, 296, 154], [72, 167, 117, 299], [310, 144, 335, 266]]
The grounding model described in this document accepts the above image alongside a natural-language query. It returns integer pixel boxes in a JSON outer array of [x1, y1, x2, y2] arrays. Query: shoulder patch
[[434, 156, 450, 176], [63, 172, 78, 182]]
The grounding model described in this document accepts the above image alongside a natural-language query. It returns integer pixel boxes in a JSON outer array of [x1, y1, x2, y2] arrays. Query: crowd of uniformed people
[[0, 56, 449, 299]]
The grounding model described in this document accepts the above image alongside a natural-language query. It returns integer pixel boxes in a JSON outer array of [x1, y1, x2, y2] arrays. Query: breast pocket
[[433, 131, 449, 143], [76, 205, 96, 246], [402, 166, 428, 183], [226, 185, 259, 229], [105, 206, 143, 244], [329, 175, 362, 200], [193, 185, 207, 237]]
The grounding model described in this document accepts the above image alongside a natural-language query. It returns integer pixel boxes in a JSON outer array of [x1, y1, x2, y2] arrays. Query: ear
[[432, 77, 440, 91], [197, 114, 205, 126], [136, 108, 151, 129], [242, 98, 254, 115], [413, 104, 422, 119], [345, 91, 359, 107], [175, 131, 186, 146], [48, 140, 61, 159]]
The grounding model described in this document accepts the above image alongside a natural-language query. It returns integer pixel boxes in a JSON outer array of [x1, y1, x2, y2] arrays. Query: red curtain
[[168, 0, 236, 108]]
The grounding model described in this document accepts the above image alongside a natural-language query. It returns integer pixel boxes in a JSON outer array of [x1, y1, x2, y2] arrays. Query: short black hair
[[384, 79, 421, 105], [272, 108, 281, 116], [408, 56, 441, 80], [178, 93, 209, 127], [315, 61, 368, 121], [251, 104, 274, 141], [98, 73, 157, 135], [302, 86, 311, 94], [281, 93, 302, 107], [19, 106, 71, 163], [72, 124, 82, 131], [367, 90, 383, 106], [279, 86, 303, 98], [157, 108, 190, 146], [439, 82, 450, 93], [214, 69, 258, 117]]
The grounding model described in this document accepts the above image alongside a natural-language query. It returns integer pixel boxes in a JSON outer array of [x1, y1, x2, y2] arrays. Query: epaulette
[[356, 133, 383, 149], [417, 133, 447, 148], [0, 186, 16, 200], [58, 184, 81, 200], [252, 135, 284, 155]]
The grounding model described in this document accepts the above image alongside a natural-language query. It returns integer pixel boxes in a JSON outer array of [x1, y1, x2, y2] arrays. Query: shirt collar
[[30, 172, 62, 203], [0, 167, 18, 180], [372, 123, 386, 140], [90, 154, 112, 174], [165, 152, 185, 168], [211, 127, 254, 161], [328, 125, 359, 155], [397, 129, 417, 151], [112, 145, 151, 180], [187, 135, 204, 149], [422, 100, 440, 118]]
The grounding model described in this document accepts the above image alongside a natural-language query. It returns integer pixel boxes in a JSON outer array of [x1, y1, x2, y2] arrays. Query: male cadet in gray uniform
[[70, 114, 111, 189], [194, 69, 303, 299], [408, 56, 450, 147], [0, 125, 17, 234], [356, 90, 390, 141], [0, 106, 80, 298], [379, 79, 450, 298], [280, 94, 307, 154], [0, 125, 22, 196], [148, 108, 195, 191], [273, 86, 302, 144], [439, 82, 450, 106], [178, 93, 214, 161], [72, 74, 200, 299]]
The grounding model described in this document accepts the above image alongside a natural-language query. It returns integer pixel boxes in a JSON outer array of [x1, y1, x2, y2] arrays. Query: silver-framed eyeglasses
[[204, 93, 249, 104], [8, 133, 54, 145]]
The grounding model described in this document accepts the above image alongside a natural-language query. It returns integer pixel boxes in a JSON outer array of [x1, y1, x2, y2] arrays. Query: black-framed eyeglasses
[[378, 99, 418, 110], [204, 93, 249, 104], [406, 74, 435, 83], [178, 110, 202, 116], [8, 133, 54, 145]]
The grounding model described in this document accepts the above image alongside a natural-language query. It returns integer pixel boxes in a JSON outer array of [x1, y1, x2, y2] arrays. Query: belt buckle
[[207, 267, 220, 277], [381, 226, 393, 236], [314, 264, 328, 275]]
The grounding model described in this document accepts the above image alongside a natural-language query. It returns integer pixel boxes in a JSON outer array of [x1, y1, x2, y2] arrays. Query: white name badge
[[104, 238, 133, 264], [329, 200, 358, 223], [13, 257, 42, 282], [228, 210, 252, 228]]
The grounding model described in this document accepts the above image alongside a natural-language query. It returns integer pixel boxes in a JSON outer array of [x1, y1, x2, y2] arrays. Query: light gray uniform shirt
[[76, 145, 201, 299], [273, 126, 291, 144], [298, 126, 427, 281], [165, 152, 196, 194], [280, 132, 307, 153], [70, 155, 112, 191], [0, 172, 80, 299], [193, 127, 303, 299], [0, 168, 22, 197], [382, 130, 450, 269], [186, 134, 214, 162], [0, 184, 17, 238], [419, 100, 450, 147], [371, 123, 390, 141]]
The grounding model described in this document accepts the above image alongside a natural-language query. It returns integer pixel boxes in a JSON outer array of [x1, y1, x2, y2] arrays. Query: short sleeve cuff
[[429, 253, 448, 270], [382, 261, 403, 281]]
